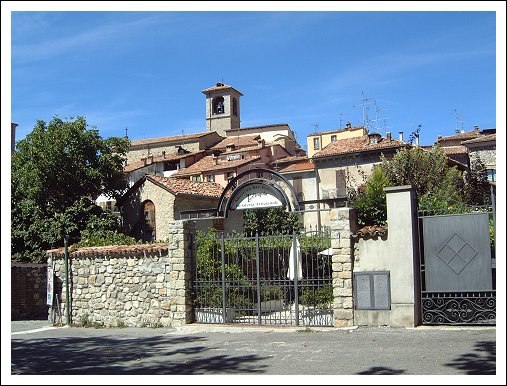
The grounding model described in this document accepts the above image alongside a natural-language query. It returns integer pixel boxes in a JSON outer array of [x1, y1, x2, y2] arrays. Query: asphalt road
[[8, 320, 499, 379]]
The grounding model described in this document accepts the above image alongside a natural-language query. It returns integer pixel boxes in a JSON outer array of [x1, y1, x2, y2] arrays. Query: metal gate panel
[[422, 213, 492, 291], [193, 230, 333, 327]]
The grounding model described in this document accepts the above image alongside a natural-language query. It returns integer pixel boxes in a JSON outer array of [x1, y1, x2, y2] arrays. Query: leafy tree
[[351, 145, 466, 226], [350, 166, 389, 227], [11, 116, 131, 262], [243, 207, 302, 235], [464, 158, 491, 206]]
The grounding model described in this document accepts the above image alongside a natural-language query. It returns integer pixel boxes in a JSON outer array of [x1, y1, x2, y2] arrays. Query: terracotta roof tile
[[441, 145, 468, 155], [124, 152, 203, 173], [172, 156, 261, 176], [129, 132, 214, 147], [210, 135, 261, 150], [272, 155, 310, 165], [436, 131, 480, 143], [224, 123, 289, 132], [461, 133, 496, 145], [148, 175, 224, 197], [47, 243, 170, 257], [202, 83, 243, 95], [278, 161, 315, 173], [312, 135, 407, 159], [352, 225, 388, 239]]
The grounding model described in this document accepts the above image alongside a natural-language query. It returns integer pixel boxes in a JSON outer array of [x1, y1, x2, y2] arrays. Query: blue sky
[[4, 3, 504, 150]]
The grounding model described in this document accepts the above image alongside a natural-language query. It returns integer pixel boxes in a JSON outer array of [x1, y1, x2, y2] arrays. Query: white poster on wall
[[46, 266, 54, 306]]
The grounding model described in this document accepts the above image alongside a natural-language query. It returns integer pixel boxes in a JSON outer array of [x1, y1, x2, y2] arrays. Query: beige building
[[126, 131, 222, 164], [312, 132, 408, 227], [306, 123, 367, 158], [118, 175, 223, 242]]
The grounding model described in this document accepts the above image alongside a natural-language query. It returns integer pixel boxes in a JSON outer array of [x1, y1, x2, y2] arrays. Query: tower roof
[[202, 82, 243, 96]]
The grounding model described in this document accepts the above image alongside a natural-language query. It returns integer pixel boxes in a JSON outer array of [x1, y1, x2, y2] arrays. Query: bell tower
[[202, 82, 243, 137]]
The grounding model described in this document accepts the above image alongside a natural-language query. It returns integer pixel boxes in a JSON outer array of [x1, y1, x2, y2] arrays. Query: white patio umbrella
[[287, 237, 302, 280]]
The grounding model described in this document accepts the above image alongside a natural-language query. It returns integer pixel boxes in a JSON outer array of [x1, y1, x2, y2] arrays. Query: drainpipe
[[64, 235, 71, 326]]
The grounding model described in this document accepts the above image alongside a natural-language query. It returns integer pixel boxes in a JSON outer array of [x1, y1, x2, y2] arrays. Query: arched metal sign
[[217, 168, 301, 218]]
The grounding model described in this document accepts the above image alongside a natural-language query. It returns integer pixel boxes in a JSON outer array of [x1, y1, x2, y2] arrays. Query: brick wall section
[[329, 208, 356, 327], [47, 220, 195, 327], [11, 262, 48, 320]]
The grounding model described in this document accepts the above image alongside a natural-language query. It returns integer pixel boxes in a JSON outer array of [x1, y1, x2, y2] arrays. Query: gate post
[[329, 207, 356, 327], [164, 219, 195, 326]]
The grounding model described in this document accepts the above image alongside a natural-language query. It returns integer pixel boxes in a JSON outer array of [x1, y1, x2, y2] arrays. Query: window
[[487, 169, 496, 182], [313, 137, 320, 150], [331, 135, 337, 142], [191, 175, 202, 182], [206, 174, 215, 182], [293, 177, 303, 201], [141, 200, 156, 242], [227, 171, 235, 183], [212, 96, 225, 115], [354, 271, 391, 310]]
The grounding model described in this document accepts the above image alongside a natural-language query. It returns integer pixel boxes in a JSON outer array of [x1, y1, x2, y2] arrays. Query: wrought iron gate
[[192, 229, 333, 326], [419, 212, 495, 325]]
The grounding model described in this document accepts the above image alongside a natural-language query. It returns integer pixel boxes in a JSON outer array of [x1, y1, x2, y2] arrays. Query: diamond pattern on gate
[[436, 233, 478, 274]]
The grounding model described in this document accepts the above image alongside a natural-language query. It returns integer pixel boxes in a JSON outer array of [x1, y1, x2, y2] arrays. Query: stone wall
[[329, 207, 357, 327], [48, 221, 194, 327], [11, 262, 48, 320]]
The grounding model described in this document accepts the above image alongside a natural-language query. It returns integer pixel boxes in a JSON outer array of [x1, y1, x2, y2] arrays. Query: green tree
[[351, 145, 466, 225], [243, 207, 302, 235], [464, 158, 491, 206], [11, 116, 130, 262], [350, 166, 389, 227]]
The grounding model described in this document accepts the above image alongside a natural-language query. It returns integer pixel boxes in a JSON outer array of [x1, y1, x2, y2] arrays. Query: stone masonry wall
[[329, 208, 356, 327], [48, 220, 195, 327], [11, 262, 48, 320]]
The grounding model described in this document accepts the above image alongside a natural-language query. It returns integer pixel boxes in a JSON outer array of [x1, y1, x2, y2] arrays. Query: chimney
[[386, 132, 392, 141], [346, 121, 352, 129], [162, 151, 166, 159], [415, 135, 420, 147], [399, 131, 404, 142], [455, 128, 460, 134], [474, 125, 480, 133], [212, 155, 218, 165], [142, 157, 147, 166]]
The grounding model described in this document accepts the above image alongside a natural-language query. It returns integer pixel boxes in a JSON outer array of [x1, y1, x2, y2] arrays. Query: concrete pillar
[[383, 185, 421, 327], [329, 207, 356, 327]]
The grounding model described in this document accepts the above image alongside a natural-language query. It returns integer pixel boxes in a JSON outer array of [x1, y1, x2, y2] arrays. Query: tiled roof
[[308, 125, 366, 137], [436, 131, 480, 143], [352, 225, 388, 239], [148, 175, 224, 197], [172, 156, 262, 176], [312, 135, 407, 159], [47, 243, 169, 257], [441, 145, 468, 155], [210, 135, 261, 150], [278, 161, 315, 173], [462, 133, 496, 145], [129, 132, 214, 147], [202, 82, 243, 95], [224, 123, 289, 132], [124, 152, 202, 173], [272, 155, 310, 165]]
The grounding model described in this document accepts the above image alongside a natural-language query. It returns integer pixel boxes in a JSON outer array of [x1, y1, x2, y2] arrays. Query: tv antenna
[[453, 109, 464, 133], [311, 124, 319, 133], [353, 91, 376, 130]]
